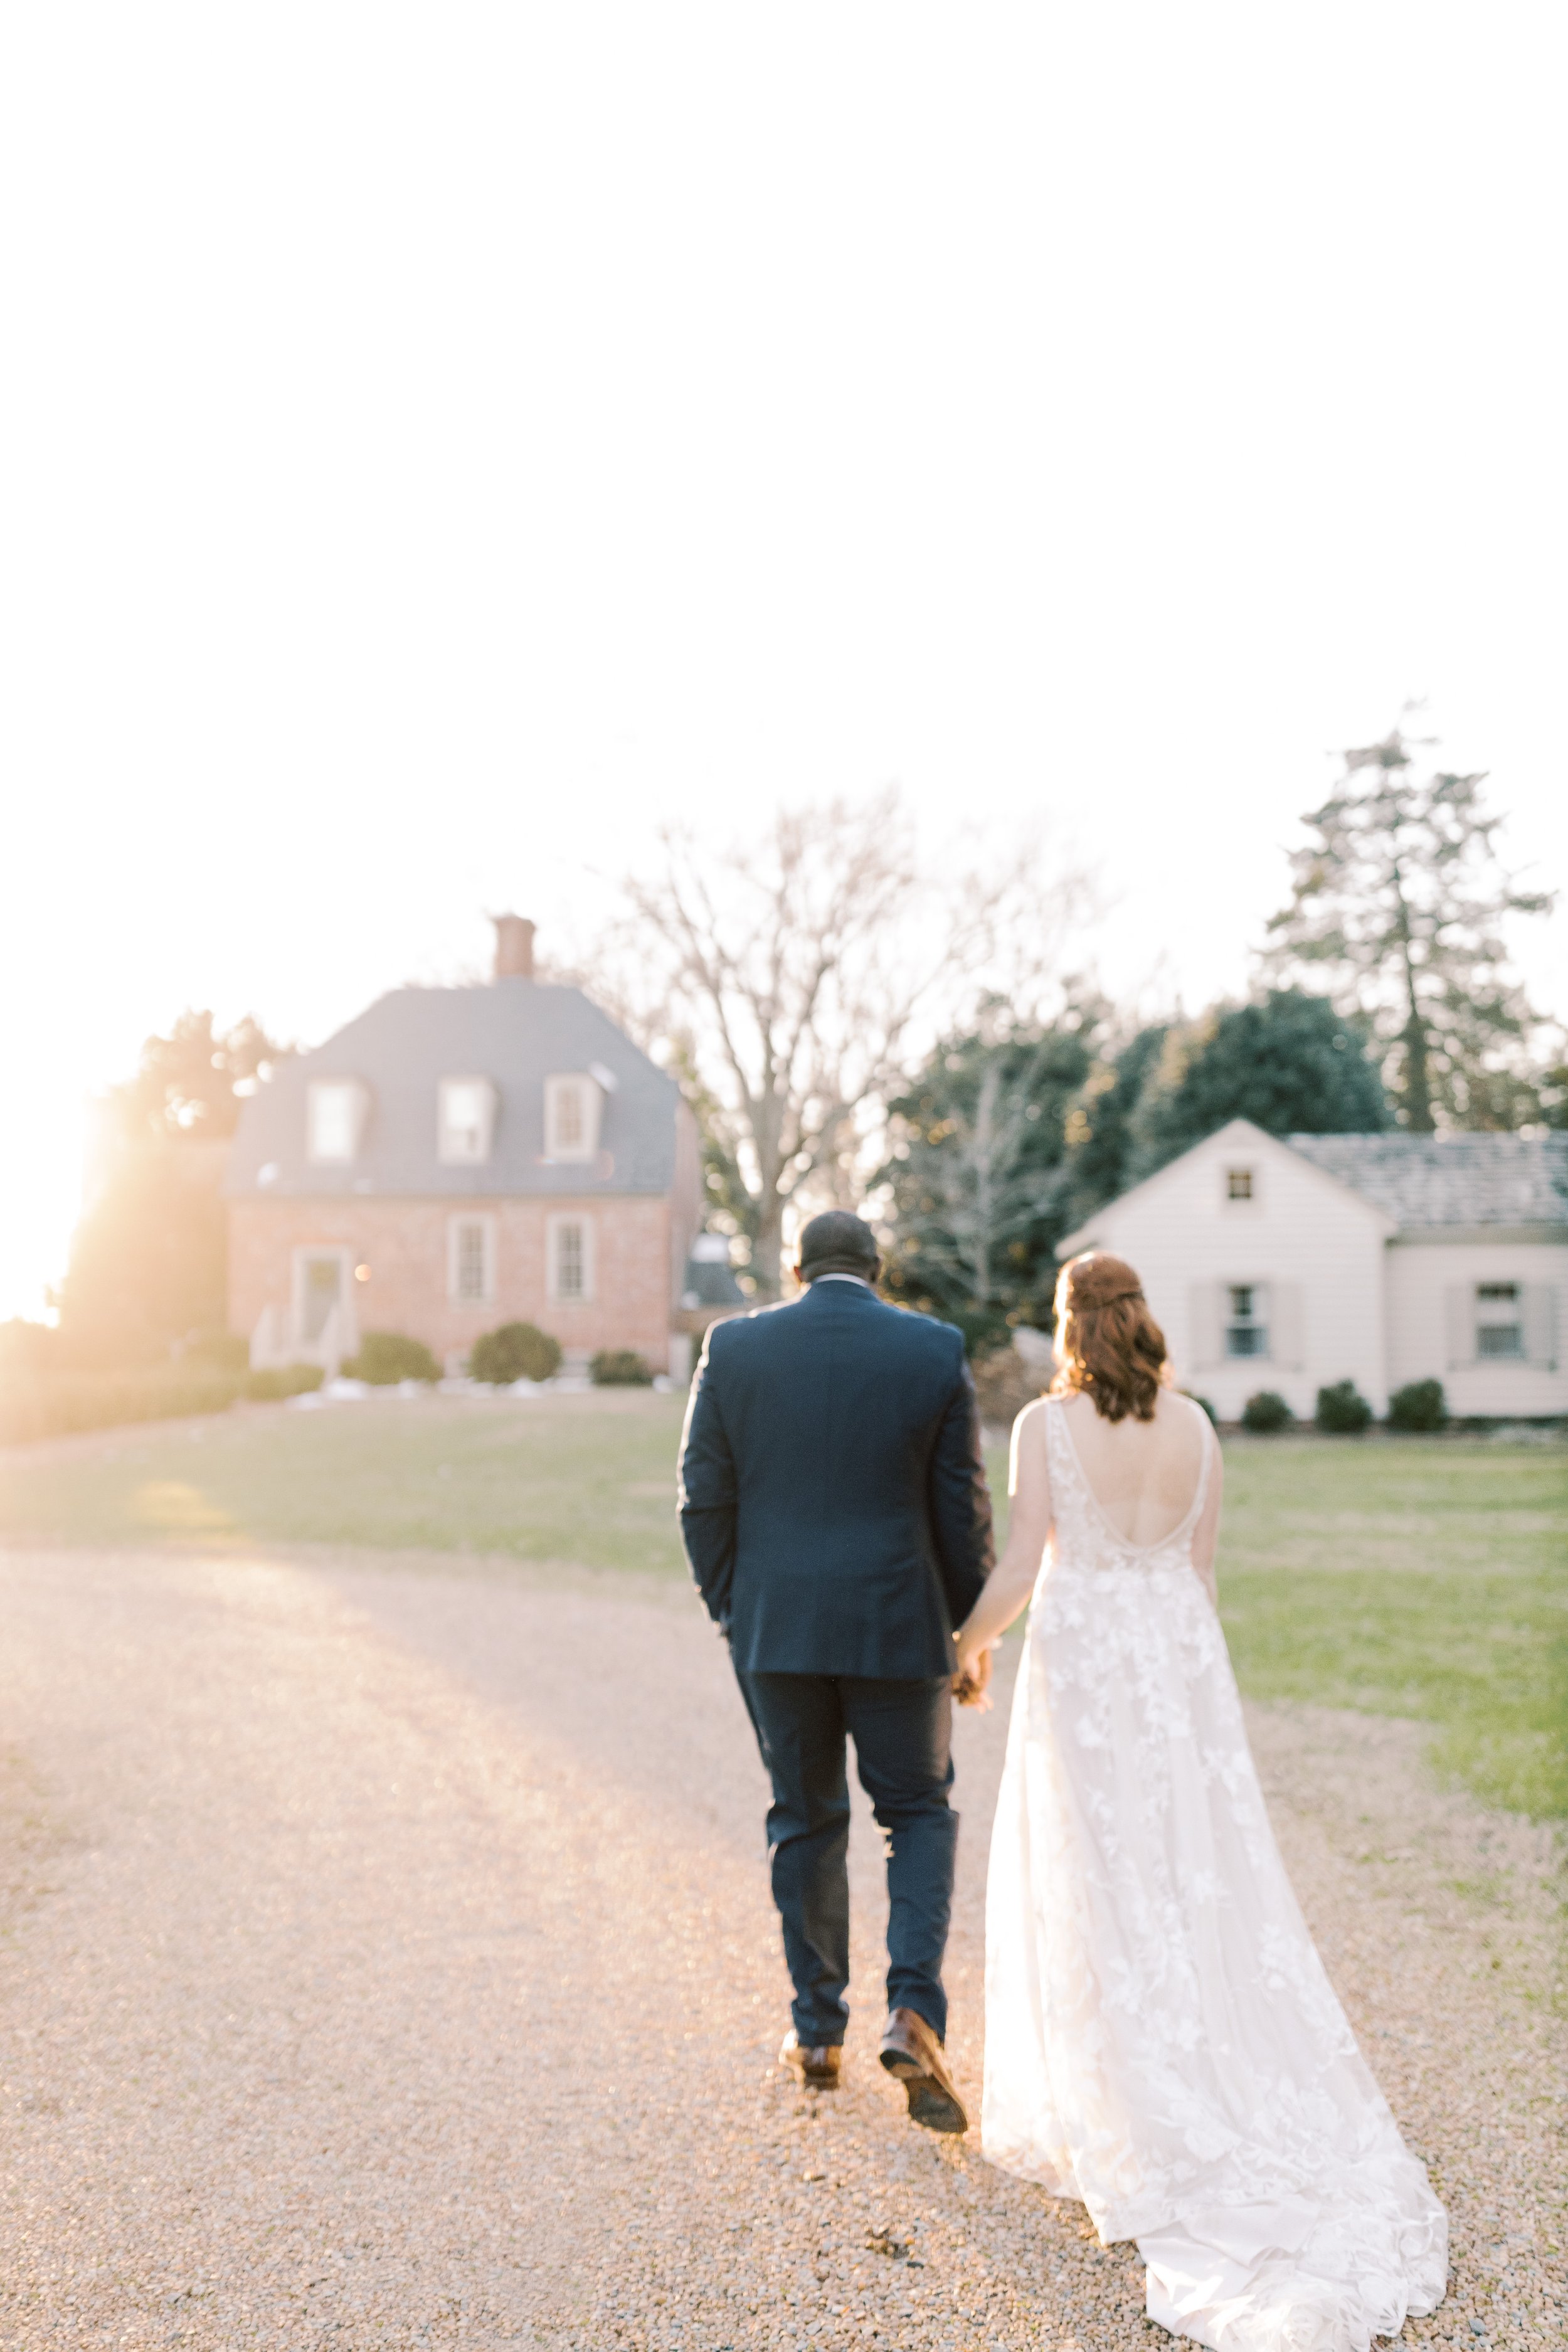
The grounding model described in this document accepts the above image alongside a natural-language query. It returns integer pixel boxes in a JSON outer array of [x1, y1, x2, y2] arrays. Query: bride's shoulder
[[1160, 1387, 1215, 1438], [1012, 1391, 1061, 1444]]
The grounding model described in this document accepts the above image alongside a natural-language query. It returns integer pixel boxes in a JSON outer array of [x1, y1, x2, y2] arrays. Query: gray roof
[[679, 1245, 746, 1310], [225, 979, 682, 1199], [1286, 1131, 1568, 1231]]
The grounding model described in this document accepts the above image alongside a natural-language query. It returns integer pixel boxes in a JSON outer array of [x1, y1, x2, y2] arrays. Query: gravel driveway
[[0, 1544, 1562, 2349]]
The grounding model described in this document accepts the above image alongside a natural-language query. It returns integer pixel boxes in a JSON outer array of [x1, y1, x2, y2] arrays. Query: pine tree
[[1053, 1022, 1168, 1231], [1263, 728, 1554, 1131], [1125, 992, 1389, 1179]]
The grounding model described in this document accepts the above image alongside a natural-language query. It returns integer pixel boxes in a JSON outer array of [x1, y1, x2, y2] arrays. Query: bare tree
[[876, 1007, 1103, 1333], [613, 788, 1089, 1296]]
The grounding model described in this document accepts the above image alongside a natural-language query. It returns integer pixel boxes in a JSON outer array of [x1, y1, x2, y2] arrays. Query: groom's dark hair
[[797, 1210, 881, 1284]]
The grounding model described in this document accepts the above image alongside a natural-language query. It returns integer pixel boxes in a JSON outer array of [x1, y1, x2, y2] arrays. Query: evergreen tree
[[109, 1008, 287, 1138], [1263, 728, 1554, 1130], [1539, 1041, 1568, 1130], [1054, 1022, 1168, 1232], [53, 1011, 291, 1365], [1125, 991, 1389, 1180], [877, 1012, 1097, 1349]]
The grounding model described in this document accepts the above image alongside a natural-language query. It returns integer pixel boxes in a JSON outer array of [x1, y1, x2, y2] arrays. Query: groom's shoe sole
[[878, 2009, 968, 2135]]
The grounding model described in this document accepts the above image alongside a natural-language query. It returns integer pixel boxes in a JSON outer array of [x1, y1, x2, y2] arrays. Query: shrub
[[590, 1348, 655, 1387], [1316, 1379, 1373, 1436], [341, 1332, 441, 1385], [183, 1330, 252, 1374], [1182, 1392, 1219, 1426], [0, 1365, 244, 1446], [1388, 1377, 1447, 1433], [470, 1322, 563, 1385], [0, 1318, 58, 1378], [246, 1364, 326, 1402], [945, 1305, 1013, 1360], [1241, 1389, 1294, 1434], [972, 1344, 1047, 1427]]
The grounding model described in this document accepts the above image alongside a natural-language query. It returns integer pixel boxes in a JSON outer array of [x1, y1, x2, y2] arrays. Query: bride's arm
[[951, 1401, 1054, 1677], [1190, 1422, 1224, 1608]]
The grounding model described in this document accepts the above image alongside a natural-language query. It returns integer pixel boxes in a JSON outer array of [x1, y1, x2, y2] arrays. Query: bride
[[951, 1253, 1447, 2352]]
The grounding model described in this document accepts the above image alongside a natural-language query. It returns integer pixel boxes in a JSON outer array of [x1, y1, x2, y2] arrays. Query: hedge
[[0, 1362, 325, 1445]]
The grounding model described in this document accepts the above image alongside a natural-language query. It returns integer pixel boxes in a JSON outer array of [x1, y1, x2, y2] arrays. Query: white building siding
[[1387, 1241, 1568, 1418], [1066, 1125, 1391, 1419]]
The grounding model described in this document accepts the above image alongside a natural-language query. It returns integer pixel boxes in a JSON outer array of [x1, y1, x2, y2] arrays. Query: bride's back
[[1032, 1249, 1212, 1555], [1055, 1388, 1207, 1547]]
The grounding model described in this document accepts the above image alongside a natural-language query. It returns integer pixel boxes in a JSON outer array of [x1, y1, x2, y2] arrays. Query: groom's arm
[[927, 1343, 995, 1629], [677, 1325, 739, 1631]]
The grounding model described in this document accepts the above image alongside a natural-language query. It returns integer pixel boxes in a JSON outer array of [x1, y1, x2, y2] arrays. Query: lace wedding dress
[[982, 1400, 1447, 2352]]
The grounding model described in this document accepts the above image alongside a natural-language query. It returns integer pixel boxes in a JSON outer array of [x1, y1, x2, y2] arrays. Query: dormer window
[[1227, 1168, 1254, 1201], [438, 1076, 497, 1164], [544, 1073, 602, 1163], [306, 1079, 369, 1164]]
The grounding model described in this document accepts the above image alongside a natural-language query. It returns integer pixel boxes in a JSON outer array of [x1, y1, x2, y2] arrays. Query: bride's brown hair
[[1049, 1252, 1170, 1423]]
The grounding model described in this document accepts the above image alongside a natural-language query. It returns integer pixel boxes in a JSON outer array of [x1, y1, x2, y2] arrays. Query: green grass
[[1209, 1439, 1568, 1820], [3, 1404, 1564, 1818], [0, 1392, 692, 1577]]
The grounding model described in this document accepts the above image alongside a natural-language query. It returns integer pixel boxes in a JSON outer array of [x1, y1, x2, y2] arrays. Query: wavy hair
[[1049, 1251, 1169, 1423]]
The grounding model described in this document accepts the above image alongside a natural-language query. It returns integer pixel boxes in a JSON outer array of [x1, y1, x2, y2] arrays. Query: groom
[[677, 1210, 994, 2133]]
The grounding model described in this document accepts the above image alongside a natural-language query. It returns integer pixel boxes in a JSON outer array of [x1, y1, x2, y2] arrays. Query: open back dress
[[982, 1397, 1447, 2352]]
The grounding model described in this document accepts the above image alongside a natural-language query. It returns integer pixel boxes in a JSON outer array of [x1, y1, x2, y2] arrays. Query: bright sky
[[3, 3, 1565, 1320]]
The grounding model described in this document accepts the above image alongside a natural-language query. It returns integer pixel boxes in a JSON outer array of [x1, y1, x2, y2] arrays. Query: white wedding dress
[[982, 1399, 1447, 2352]]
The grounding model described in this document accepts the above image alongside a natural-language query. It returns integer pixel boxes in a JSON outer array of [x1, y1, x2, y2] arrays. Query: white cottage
[[1057, 1121, 1567, 1421]]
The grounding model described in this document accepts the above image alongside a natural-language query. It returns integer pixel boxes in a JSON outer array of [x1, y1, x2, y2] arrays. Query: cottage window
[[307, 1079, 368, 1164], [1225, 1283, 1268, 1359], [544, 1074, 602, 1163], [1227, 1168, 1254, 1201], [438, 1077, 497, 1165], [547, 1214, 595, 1303], [448, 1216, 495, 1305], [1475, 1282, 1524, 1359]]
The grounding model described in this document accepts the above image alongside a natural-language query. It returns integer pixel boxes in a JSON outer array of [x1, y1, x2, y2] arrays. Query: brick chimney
[[492, 913, 536, 980]]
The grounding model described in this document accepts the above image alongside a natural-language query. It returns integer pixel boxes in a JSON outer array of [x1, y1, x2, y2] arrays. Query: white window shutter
[[1444, 1286, 1473, 1369], [1189, 1281, 1223, 1372], [1271, 1281, 1305, 1369], [1523, 1284, 1559, 1371]]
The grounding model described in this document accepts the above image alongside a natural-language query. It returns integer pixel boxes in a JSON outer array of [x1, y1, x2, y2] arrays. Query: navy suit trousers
[[735, 1670, 957, 2047]]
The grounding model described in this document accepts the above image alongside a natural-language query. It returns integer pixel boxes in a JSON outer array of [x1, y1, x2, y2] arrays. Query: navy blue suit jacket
[[677, 1278, 995, 1678]]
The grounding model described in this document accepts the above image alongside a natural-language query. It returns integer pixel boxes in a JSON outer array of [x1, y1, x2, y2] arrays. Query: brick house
[[225, 918, 706, 1376]]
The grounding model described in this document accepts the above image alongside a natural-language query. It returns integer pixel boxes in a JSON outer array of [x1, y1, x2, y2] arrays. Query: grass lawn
[[1212, 1438, 1567, 1820], [0, 1391, 694, 1575], [2, 1398, 1564, 1817]]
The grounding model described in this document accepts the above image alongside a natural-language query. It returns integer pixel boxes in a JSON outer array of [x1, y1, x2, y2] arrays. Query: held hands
[[951, 1642, 993, 1711]]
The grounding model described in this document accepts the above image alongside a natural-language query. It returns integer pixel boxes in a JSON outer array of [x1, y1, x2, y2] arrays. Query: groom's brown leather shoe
[[879, 2008, 968, 2134], [780, 2030, 842, 2089]]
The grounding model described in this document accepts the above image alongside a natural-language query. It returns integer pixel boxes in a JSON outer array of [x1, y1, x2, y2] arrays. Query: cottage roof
[[225, 978, 682, 1199], [1285, 1131, 1568, 1231]]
